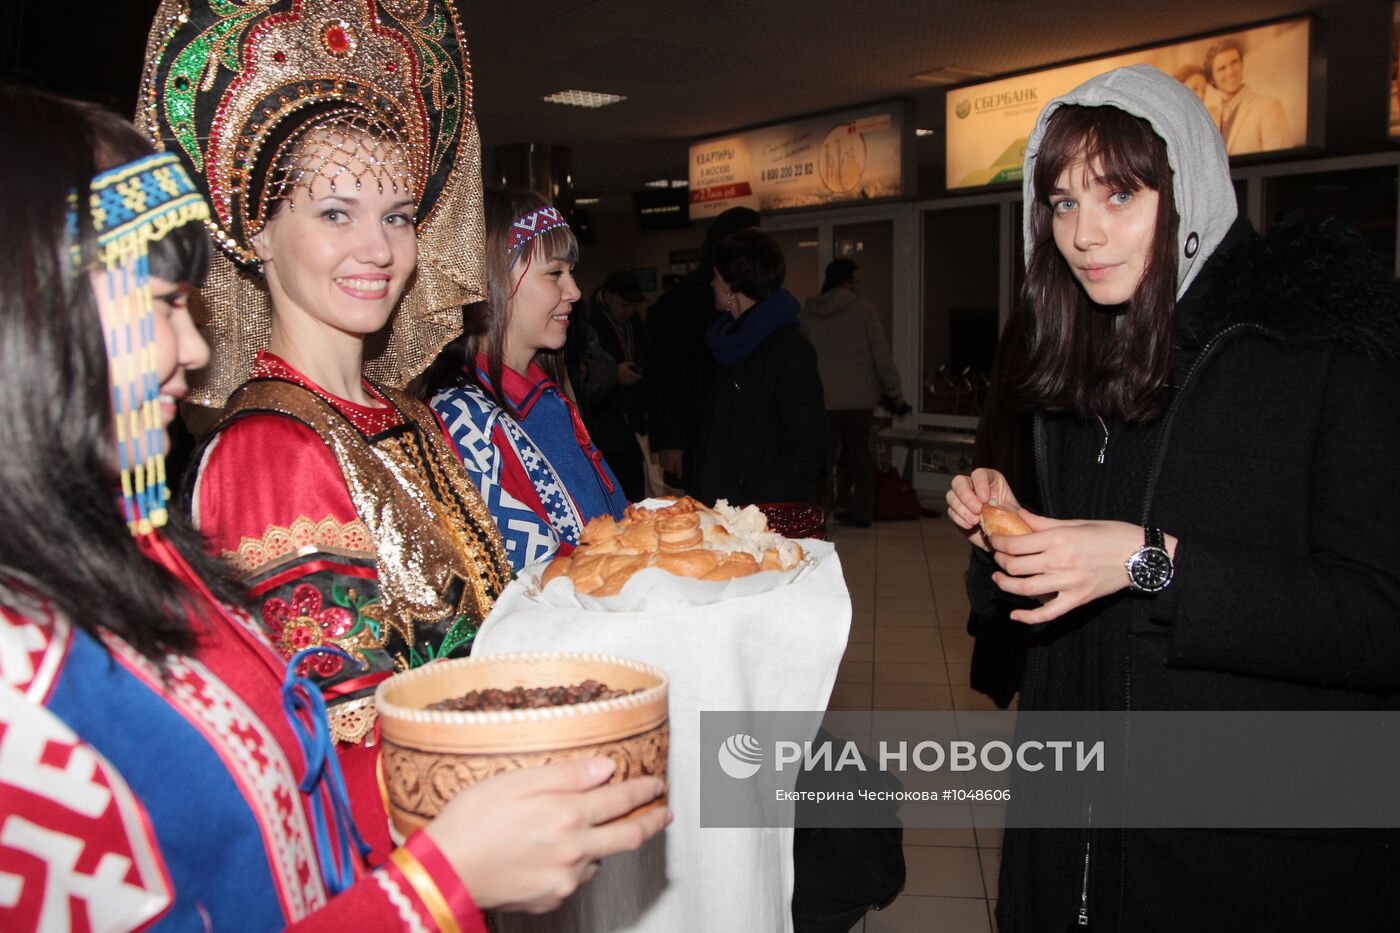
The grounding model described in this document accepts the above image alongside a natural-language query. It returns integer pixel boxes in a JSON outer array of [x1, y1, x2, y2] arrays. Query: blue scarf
[[705, 288, 801, 367]]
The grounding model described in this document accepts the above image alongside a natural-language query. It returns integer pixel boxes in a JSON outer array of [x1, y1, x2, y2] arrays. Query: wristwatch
[[1124, 526, 1173, 593]]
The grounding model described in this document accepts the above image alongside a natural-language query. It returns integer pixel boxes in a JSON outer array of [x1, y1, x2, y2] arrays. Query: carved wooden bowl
[[375, 652, 669, 836]]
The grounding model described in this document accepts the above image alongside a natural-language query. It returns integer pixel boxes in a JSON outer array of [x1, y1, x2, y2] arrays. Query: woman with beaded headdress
[[427, 187, 630, 572], [140, 0, 516, 857], [0, 83, 667, 933]]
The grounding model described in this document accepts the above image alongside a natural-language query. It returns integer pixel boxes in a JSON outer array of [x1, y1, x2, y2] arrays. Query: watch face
[[1129, 547, 1173, 592]]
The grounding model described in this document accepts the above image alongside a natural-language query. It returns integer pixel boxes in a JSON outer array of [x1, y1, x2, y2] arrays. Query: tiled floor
[[826, 515, 1008, 933]]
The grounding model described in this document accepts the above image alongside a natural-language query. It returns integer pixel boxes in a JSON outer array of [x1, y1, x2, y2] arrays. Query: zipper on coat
[[1094, 416, 1108, 465], [1078, 803, 1093, 927], [1032, 414, 1053, 515]]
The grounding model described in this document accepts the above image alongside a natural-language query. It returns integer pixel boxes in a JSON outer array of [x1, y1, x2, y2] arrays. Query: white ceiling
[[464, 0, 1350, 193]]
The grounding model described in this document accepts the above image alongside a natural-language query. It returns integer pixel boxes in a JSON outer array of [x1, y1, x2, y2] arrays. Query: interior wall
[[574, 210, 713, 306]]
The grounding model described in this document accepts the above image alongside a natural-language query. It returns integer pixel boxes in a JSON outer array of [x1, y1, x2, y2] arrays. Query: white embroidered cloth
[[474, 538, 851, 933]]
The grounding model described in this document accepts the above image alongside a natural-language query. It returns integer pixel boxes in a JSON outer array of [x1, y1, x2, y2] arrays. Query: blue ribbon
[[281, 647, 373, 895]]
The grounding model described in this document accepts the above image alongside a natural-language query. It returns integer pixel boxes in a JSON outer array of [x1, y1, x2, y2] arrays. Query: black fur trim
[[1178, 216, 1400, 360]]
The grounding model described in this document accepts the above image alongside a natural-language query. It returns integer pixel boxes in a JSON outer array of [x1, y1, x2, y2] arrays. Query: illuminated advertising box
[[946, 17, 1314, 190], [689, 102, 907, 218]]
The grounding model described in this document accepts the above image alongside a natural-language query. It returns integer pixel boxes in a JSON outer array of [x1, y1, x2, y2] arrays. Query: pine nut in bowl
[[374, 652, 669, 837]]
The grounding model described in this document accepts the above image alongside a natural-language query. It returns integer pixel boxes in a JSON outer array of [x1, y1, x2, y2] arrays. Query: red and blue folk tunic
[[0, 543, 487, 932], [431, 357, 628, 572], [189, 352, 512, 860]]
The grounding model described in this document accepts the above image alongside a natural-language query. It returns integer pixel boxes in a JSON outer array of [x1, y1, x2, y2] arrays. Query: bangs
[[147, 219, 212, 288], [528, 223, 579, 266], [1034, 104, 1171, 204]]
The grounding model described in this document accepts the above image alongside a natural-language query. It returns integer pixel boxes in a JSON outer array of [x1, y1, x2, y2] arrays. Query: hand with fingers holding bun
[[945, 467, 1025, 551], [984, 513, 1175, 626]]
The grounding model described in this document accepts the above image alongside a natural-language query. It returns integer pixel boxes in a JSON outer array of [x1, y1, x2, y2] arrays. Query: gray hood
[[801, 287, 861, 318], [1022, 64, 1236, 299]]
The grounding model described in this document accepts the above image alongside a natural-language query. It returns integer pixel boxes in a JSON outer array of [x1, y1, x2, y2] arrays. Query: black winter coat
[[587, 305, 646, 452], [690, 323, 826, 507], [993, 218, 1400, 932], [645, 267, 719, 482]]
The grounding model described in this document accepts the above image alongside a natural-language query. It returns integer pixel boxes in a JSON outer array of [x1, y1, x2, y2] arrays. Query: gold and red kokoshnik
[[139, 0, 471, 267], [140, 1, 487, 407]]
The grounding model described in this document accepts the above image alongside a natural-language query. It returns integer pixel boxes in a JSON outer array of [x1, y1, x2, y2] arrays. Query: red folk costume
[[2, 542, 487, 933], [0, 147, 485, 930], [190, 351, 511, 857], [140, 0, 510, 860]]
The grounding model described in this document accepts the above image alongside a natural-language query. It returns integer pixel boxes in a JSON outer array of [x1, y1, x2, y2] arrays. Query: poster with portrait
[[1390, 3, 1400, 138], [946, 18, 1313, 190], [689, 102, 906, 218]]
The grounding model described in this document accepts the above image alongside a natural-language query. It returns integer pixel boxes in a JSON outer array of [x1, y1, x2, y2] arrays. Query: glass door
[[832, 219, 896, 340], [763, 204, 917, 412], [765, 227, 821, 304]]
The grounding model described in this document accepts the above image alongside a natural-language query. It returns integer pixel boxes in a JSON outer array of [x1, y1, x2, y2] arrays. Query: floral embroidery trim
[[328, 696, 378, 746], [224, 515, 375, 575], [262, 582, 385, 677]]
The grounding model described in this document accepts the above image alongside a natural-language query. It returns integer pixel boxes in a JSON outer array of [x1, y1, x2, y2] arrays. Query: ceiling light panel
[[542, 89, 627, 108]]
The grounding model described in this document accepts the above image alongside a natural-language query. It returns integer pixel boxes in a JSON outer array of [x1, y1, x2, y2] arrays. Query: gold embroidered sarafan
[[139, 0, 486, 406], [208, 378, 512, 742], [220, 378, 511, 635]]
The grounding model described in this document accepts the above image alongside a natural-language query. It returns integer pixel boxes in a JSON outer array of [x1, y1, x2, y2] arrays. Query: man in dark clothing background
[[585, 270, 649, 501], [645, 206, 760, 490]]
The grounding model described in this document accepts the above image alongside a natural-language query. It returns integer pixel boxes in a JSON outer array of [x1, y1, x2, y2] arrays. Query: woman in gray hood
[[947, 65, 1400, 930]]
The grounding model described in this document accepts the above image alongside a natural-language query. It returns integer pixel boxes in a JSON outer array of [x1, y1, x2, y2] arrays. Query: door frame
[[763, 203, 918, 421]]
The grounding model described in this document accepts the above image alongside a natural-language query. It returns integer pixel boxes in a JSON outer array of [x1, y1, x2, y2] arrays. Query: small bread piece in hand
[[980, 503, 1033, 539]]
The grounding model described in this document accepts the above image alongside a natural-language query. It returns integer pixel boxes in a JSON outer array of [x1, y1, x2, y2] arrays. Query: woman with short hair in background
[[691, 229, 826, 507]]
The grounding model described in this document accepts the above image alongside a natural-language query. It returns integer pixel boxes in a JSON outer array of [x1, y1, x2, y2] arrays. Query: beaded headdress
[[506, 206, 570, 260], [139, 0, 485, 407], [76, 152, 211, 536]]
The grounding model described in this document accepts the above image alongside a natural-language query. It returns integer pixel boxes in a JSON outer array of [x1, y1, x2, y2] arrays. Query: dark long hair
[[0, 84, 241, 660], [422, 187, 579, 414], [1021, 104, 1179, 422]]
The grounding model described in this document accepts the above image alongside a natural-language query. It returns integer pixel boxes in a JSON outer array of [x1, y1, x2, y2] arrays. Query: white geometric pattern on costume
[[507, 517, 560, 565], [435, 386, 571, 563], [0, 596, 70, 704], [492, 411, 582, 542], [104, 637, 327, 922], [0, 681, 172, 932]]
